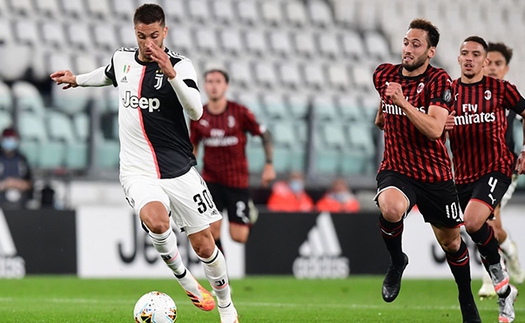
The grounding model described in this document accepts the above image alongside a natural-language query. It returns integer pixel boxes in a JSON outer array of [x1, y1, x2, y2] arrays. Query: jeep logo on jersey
[[122, 91, 160, 112]]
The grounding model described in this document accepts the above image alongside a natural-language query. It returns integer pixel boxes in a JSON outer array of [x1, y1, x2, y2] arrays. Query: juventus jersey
[[104, 47, 199, 179]]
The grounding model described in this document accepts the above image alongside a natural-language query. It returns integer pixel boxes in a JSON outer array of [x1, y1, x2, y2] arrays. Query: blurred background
[[1, 0, 525, 209]]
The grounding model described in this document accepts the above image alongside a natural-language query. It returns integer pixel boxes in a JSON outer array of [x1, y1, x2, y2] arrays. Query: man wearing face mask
[[0, 127, 33, 209], [267, 171, 313, 212], [316, 178, 360, 213]]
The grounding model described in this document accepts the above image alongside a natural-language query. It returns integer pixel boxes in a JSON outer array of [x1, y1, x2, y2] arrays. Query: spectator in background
[[316, 178, 360, 213], [267, 171, 313, 212], [0, 127, 32, 209]]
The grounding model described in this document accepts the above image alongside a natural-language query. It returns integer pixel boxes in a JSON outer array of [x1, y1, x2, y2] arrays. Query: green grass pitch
[[0, 276, 523, 322]]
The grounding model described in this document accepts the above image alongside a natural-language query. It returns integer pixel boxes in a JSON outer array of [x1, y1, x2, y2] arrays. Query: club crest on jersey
[[228, 115, 235, 128], [484, 90, 492, 100], [154, 73, 164, 90], [199, 119, 209, 127], [417, 82, 425, 94]]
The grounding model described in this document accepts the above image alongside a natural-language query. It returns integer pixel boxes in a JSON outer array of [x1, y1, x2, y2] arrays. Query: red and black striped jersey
[[448, 76, 525, 184], [190, 101, 264, 188], [373, 63, 454, 182]]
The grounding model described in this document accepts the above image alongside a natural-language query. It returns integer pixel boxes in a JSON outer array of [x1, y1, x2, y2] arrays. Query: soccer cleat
[[489, 258, 510, 296], [503, 242, 525, 284], [479, 270, 497, 300], [185, 282, 216, 311], [382, 253, 409, 303], [498, 284, 518, 323], [218, 303, 239, 323]]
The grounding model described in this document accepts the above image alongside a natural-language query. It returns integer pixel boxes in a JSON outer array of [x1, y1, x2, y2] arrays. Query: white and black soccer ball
[[134, 291, 177, 323]]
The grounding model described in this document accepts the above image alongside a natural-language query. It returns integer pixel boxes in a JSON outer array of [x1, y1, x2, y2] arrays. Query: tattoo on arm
[[261, 130, 273, 163]]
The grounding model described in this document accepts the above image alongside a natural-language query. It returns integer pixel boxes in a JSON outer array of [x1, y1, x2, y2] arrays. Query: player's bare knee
[[380, 206, 404, 222], [463, 218, 484, 234], [193, 243, 216, 259], [440, 236, 462, 253]]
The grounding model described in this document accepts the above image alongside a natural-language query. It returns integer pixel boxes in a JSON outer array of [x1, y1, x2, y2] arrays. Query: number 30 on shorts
[[193, 190, 214, 214]]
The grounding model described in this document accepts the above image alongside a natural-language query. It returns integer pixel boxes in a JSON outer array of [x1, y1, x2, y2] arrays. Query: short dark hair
[[408, 18, 440, 47], [133, 3, 165, 26], [487, 42, 513, 65], [463, 36, 488, 51], [204, 69, 230, 84]]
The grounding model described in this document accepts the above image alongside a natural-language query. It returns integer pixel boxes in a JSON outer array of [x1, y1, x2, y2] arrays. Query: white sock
[[198, 246, 232, 307], [149, 229, 200, 297], [500, 237, 515, 258]]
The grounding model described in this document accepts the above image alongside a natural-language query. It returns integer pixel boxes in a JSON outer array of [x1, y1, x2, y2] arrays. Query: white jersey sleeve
[[76, 66, 113, 87], [168, 59, 203, 121]]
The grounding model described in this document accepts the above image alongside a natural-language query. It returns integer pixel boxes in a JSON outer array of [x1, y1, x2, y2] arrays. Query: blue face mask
[[1, 137, 19, 151], [289, 179, 304, 194]]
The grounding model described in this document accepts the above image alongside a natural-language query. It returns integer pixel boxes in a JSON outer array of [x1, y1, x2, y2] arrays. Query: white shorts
[[120, 167, 222, 235]]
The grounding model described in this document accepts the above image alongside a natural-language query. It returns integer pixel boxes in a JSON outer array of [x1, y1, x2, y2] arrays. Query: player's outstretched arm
[[51, 67, 112, 89]]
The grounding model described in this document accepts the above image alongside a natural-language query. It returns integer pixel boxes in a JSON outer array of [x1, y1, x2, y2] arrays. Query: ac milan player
[[447, 36, 525, 323], [50, 4, 239, 322], [373, 19, 480, 322], [190, 69, 275, 250], [476, 42, 525, 300]]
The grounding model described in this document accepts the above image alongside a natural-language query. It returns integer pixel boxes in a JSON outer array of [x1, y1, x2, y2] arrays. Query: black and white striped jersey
[[103, 47, 199, 179]]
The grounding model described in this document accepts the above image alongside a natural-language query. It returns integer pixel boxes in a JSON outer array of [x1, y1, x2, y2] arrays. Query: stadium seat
[[341, 30, 366, 61], [35, 0, 60, 18], [12, 81, 47, 116], [47, 52, 74, 77], [327, 63, 352, 91], [17, 111, 48, 143], [219, 29, 244, 56], [235, 0, 260, 26], [86, 0, 112, 20], [287, 93, 310, 119], [211, 0, 236, 25], [41, 21, 68, 49], [314, 146, 340, 174], [261, 93, 288, 120], [60, 0, 87, 19], [334, 0, 357, 28], [351, 64, 374, 91], [93, 23, 119, 51], [355, 0, 380, 31], [363, 30, 392, 61], [246, 137, 265, 173], [67, 22, 95, 51], [95, 132, 120, 169], [8, 0, 34, 16], [337, 94, 364, 122], [168, 26, 194, 55], [312, 95, 338, 121], [307, 0, 334, 28], [302, 63, 326, 90], [195, 29, 219, 55], [277, 62, 302, 90], [268, 30, 293, 58], [18, 140, 39, 167], [228, 60, 254, 89], [318, 122, 347, 149], [340, 150, 371, 175], [253, 61, 278, 89], [236, 92, 265, 120], [111, 0, 136, 21], [284, 0, 308, 27], [0, 18, 14, 44], [117, 24, 137, 48], [187, 0, 212, 23], [73, 52, 102, 75], [348, 122, 375, 155], [316, 31, 341, 59], [272, 146, 292, 174], [260, 1, 284, 27], [293, 32, 316, 58], [0, 43, 31, 81], [14, 20, 41, 46], [244, 29, 268, 57], [47, 110, 88, 169], [0, 110, 13, 131], [272, 120, 298, 147], [0, 81, 13, 112]]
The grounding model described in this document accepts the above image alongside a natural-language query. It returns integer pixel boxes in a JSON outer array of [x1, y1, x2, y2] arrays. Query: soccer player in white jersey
[[50, 4, 239, 323]]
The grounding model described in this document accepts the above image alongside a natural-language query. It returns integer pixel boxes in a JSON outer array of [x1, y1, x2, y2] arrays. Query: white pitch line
[[0, 297, 520, 312]]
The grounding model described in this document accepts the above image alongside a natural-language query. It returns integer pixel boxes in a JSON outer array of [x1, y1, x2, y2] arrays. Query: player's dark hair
[[408, 18, 440, 48], [463, 36, 488, 51], [204, 69, 230, 84], [487, 42, 513, 64], [133, 3, 165, 26]]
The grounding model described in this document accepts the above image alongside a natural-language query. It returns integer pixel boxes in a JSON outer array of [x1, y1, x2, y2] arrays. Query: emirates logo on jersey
[[484, 90, 492, 100]]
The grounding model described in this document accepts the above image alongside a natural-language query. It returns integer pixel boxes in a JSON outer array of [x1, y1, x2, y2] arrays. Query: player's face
[[204, 72, 228, 101], [401, 29, 435, 73], [484, 51, 509, 80], [458, 41, 487, 80], [134, 22, 167, 61]]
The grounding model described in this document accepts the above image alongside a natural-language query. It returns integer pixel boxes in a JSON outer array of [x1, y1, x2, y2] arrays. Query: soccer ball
[[134, 291, 177, 323]]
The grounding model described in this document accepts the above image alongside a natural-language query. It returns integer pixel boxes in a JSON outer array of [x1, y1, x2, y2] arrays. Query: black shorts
[[207, 182, 254, 226], [376, 170, 463, 228], [456, 172, 511, 213]]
